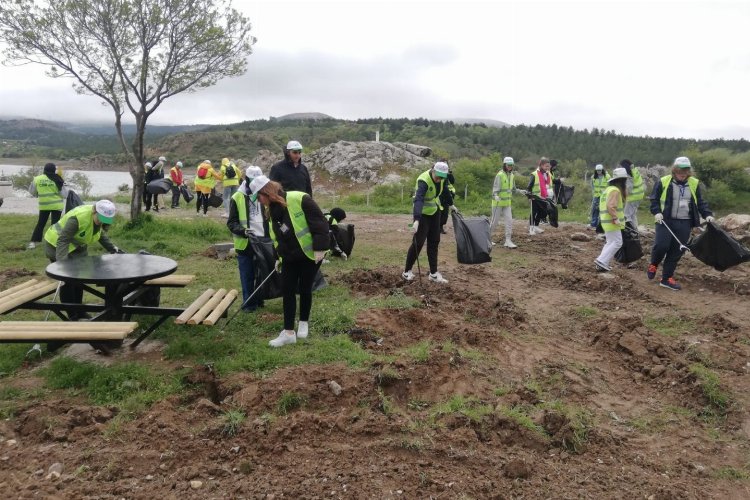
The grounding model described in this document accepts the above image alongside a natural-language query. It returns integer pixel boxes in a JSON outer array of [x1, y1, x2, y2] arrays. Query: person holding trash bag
[[324, 207, 348, 260], [44, 200, 122, 320], [590, 164, 610, 229], [647, 156, 714, 291], [249, 176, 329, 347], [194, 160, 222, 216], [169, 161, 185, 209], [28, 162, 65, 249], [621, 159, 645, 229], [220, 157, 241, 217], [402, 161, 452, 284], [438, 166, 456, 235], [526, 157, 553, 234], [490, 156, 523, 248], [144, 156, 166, 212], [593, 168, 628, 272], [227, 166, 267, 312]]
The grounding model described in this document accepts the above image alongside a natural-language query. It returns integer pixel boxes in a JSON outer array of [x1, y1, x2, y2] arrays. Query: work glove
[[111, 246, 125, 254], [341, 252, 348, 261], [654, 213, 664, 224], [314, 251, 326, 263], [493, 195, 500, 201], [274, 260, 282, 273], [244, 228, 253, 237], [705, 216, 715, 223], [412, 220, 419, 234], [450, 205, 458, 213]]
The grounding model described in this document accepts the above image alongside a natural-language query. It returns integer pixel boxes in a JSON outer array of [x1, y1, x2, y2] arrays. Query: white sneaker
[[297, 321, 309, 339], [491, 241, 496, 246], [26, 242, 36, 249], [402, 270, 415, 281], [269, 330, 296, 347], [428, 272, 448, 284], [504, 240, 517, 249], [535, 226, 545, 233], [221, 212, 229, 218], [529, 227, 535, 235]]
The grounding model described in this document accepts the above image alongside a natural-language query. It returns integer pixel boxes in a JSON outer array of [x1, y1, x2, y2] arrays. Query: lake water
[[0, 164, 133, 197]]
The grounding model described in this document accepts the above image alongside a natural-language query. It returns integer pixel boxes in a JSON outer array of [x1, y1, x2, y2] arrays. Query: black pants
[[281, 258, 319, 330], [650, 218, 692, 280], [440, 206, 450, 229], [196, 192, 209, 214], [405, 212, 441, 274], [45, 242, 86, 320], [531, 199, 547, 226], [171, 186, 180, 208], [144, 185, 159, 211], [31, 210, 61, 243]]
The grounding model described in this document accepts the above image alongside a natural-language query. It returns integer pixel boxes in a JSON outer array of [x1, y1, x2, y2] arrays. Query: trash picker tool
[[659, 220, 690, 253], [221, 268, 277, 331], [411, 230, 431, 307], [44, 281, 62, 322]]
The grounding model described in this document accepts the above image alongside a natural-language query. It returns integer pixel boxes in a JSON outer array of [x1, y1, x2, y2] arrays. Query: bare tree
[[0, 0, 256, 219]]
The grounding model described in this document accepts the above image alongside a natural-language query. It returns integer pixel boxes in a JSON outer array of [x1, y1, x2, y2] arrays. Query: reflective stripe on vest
[[599, 185, 625, 232], [629, 168, 644, 201], [231, 191, 249, 251], [269, 191, 315, 261], [492, 171, 514, 207], [592, 174, 610, 198], [659, 175, 698, 212], [44, 204, 100, 252], [414, 170, 443, 216], [34, 175, 64, 211]]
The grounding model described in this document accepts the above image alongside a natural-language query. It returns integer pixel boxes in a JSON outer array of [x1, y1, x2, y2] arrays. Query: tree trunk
[[128, 113, 148, 220]]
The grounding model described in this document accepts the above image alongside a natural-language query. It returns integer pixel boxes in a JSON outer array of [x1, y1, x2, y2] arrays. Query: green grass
[[496, 405, 549, 438], [689, 363, 732, 415], [430, 395, 493, 424], [713, 466, 750, 480], [572, 306, 598, 319], [221, 409, 247, 436], [277, 392, 306, 415], [540, 400, 594, 452], [403, 340, 432, 363], [644, 315, 697, 337]]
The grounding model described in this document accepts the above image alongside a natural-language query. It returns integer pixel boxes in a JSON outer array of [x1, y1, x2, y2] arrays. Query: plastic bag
[[248, 235, 327, 299], [614, 222, 644, 264], [556, 183, 575, 209], [146, 178, 172, 194], [688, 222, 750, 272], [208, 189, 223, 208], [180, 185, 194, 203], [330, 224, 355, 257], [451, 210, 492, 264]]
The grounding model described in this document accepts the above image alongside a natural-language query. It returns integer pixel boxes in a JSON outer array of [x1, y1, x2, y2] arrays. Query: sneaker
[[428, 272, 448, 284], [297, 321, 309, 339], [504, 240, 517, 249], [26, 242, 36, 250], [269, 330, 296, 347], [647, 264, 658, 280], [594, 259, 611, 272], [529, 227, 535, 235], [491, 241, 497, 246], [659, 277, 682, 291], [402, 270, 415, 281], [535, 226, 545, 233], [221, 212, 229, 218]]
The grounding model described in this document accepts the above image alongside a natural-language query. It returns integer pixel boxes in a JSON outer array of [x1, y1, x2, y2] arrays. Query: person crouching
[[594, 168, 628, 272]]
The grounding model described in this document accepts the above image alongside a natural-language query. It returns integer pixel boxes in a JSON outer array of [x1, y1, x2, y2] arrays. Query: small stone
[[6, 440, 17, 447], [159, 463, 168, 470], [230, 446, 240, 453], [650, 365, 667, 377], [570, 232, 592, 242], [190, 480, 203, 489], [327, 380, 342, 396], [47, 462, 63, 480], [145, 475, 154, 481], [505, 459, 531, 479]]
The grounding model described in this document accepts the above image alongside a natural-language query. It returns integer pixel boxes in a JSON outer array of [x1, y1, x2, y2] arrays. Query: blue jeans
[[237, 252, 263, 311], [223, 185, 238, 213], [590, 197, 600, 228]]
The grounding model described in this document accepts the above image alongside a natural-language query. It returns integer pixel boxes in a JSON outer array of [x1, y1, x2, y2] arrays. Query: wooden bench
[[175, 288, 238, 326], [0, 279, 59, 315], [0, 321, 138, 343], [143, 274, 195, 287]]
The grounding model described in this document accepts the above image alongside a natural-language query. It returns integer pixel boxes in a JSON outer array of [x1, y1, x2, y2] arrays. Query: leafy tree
[[0, 0, 256, 218]]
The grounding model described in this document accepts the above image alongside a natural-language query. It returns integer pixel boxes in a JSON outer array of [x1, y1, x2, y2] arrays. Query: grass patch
[[541, 400, 594, 453], [689, 363, 732, 415], [644, 315, 696, 337], [277, 391, 306, 415], [572, 306, 598, 319], [430, 395, 493, 423], [221, 409, 247, 436], [403, 340, 432, 363], [713, 466, 750, 480], [496, 405, 549, 438]]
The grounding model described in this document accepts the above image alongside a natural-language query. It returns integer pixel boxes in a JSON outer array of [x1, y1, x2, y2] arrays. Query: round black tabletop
[[46, 254, 178, 285]]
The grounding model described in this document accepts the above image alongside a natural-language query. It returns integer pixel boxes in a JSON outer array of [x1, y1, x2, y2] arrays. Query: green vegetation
[[645, 315, 697, 337], [689, 363, 732, 415], [221, 409, 247, 436], [276, 392, 306, 415], [430, 395, 493, 424], [572, 306, 598, 319]]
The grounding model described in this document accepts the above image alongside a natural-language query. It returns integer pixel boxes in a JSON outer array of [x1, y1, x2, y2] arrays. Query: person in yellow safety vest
[[590, 164, 610, 229], [647, 156, 714, 291], [526, 157, 554, 234], [323, 207, 348, 260], [249, 176, 330, 347], [220, 157, 241, 218], [620, 159, 644, 229], [169, 161, 185, 208], [593, 168, 628, 272], [43, 200, 121, 320], [28, 162, 65, 250], [193, 160, 222, 216], [490, 156, 525, 249], [402, 161, 452, 284], [438, 164, 456, 234], [227, 166, 267, 312]]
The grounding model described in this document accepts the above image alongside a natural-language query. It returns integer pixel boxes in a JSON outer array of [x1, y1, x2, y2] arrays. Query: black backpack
[[225, 164, 237, 179]]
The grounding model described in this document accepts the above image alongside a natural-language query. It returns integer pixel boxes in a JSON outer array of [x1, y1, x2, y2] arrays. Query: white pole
[[464, 184, 468, 201]]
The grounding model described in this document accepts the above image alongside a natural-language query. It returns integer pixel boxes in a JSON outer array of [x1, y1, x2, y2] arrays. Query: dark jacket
[[269, 158, 313, 196], [227, 191, 269, 255], [439, 171, 456, 207], [649, 175, 712, 228], [268, 193, 329, 263]]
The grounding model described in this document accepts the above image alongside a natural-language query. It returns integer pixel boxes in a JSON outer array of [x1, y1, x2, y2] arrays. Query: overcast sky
[[1, 0, 749, 140]]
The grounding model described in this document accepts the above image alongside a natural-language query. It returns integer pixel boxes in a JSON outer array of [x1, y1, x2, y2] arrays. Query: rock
[[6, 439, 17, 447], [649, 365, 667, 377], [195, 398, 222, 414], [327, 380, 342, 396], [570, 232, 591, 242], [618, 333, 649, 358], [504, 459, 531, 479], [212, 242, 235, 260], [190, 480, 203, 489], [46, 462, 63, 480], [719, 214, 750, 232]]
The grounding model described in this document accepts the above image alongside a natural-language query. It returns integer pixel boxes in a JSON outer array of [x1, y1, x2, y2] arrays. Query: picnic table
[[0, 254, 237, 351]]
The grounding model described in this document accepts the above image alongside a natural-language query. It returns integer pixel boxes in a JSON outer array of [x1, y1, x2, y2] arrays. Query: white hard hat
[[95, 200, 116, 224], [595, 164, 604, 171], [673, 156, 691, 168], [158, 156, 166, 162], [144, 162, 152, 168], [609, 167, 628, 183], [433, 161, 449, 178], [249, 175, 271, 202], [245, 165, 263, 180], [503, 157, 514, 165], [286, 140, 303, 151], [176, 161, 183, 168]]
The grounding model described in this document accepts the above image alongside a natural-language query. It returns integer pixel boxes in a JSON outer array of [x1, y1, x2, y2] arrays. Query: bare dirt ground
[[2, 213, 750, 498]]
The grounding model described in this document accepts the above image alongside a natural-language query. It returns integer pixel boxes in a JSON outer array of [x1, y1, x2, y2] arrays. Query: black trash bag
[[614, 222, 644, 264], [248, 235, 327, 300], [64, 189, 83, 213], [530, 195, 558, 228], [688, 222, 750, 272], [555, 183, 575, 209], [330, 224, 355, 257], [146, 178, 172, 194], [545, 199, 559, 228], [451, 210, 492, 264], [179, 184, 194, 203], [208, 188, 223, 208]]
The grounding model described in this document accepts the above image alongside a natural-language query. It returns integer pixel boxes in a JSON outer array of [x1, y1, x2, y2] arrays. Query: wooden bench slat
[[0, 331, 130, 341], [175, 289, 215, 324], [0, 282, 59, 315], [175, 288, 238, 326], [203, 289, 238, 326], [143, 274, 195, 286], [0, 321, 138, 341], [0, 279, 39, 300], [188, 288, 227, 325]]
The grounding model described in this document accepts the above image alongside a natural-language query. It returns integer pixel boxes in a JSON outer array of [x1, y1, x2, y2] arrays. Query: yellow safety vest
[[221, 163, 240, 187], [414, 170, 444, 216], [269, 191, 314, 261], [231, 191, 249, 251], [629, 168, 644, 202], [492, 171, 515, 208], [44, 204, 101, 253], [592, 173, 610, 198], [33, 174, 64, 211], [659, 175, 698, 212], [599, 185, 625, 232], [531, 170, 551, 197]]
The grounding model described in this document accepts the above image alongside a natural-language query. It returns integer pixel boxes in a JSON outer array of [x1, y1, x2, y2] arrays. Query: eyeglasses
[[290, 150, 302, 154]]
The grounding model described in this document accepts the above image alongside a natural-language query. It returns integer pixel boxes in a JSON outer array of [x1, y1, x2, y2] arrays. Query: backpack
[[197, 165, 208, 179], [225, 164, 237, 179]]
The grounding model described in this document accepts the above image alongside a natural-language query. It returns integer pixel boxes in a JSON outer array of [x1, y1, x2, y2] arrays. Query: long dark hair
[[611, 178, 627, 203]]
